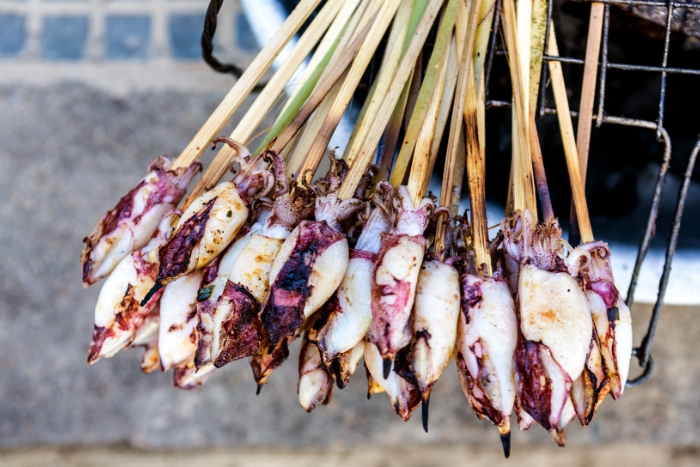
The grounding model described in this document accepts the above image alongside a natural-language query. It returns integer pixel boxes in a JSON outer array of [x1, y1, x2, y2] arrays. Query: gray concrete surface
[[1, 81, 699, 456]]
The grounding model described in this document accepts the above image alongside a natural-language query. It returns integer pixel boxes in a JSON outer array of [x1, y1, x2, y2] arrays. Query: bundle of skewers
[[81, 0, 633, 457]]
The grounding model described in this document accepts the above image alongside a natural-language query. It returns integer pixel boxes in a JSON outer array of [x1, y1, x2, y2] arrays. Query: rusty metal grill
[[484, 0, 700, 386]]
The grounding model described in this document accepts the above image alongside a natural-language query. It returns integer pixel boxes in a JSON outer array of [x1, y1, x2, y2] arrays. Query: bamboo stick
[[183, 0, 344, 202], [338, 0, 446, 200], [272, 17, 377, 154], [390, 0, 459, 187], [501, 0, 537, 219], [373, 75, 412, 184], [529, 0, 548, 112], [427, 37, 459, 178], [577, 3, 605, 182], [296, 0, 404, 180], [548, 29, 594, 242], [280, 0, 363, 115], [407, 49, 449, 206], [528, 109, 554, 222], [473, 0, 497, 157], [464, 58, 491, 275], [344, 0, 415, 167], [257, 0, 362, 152], [440, 0, 479, 213], [345, 0, 406, 158], [172, 0, 323, 170], [286, 0, 373, 176]]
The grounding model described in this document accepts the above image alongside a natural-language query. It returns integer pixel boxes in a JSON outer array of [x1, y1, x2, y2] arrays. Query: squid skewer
[[503, 210, 593, 432], [298, 332, 334, 412], [309, 182, 394, 386], [87, 210, 180, 364], [211, 181, 315, 368], [368, 186, 436, 378], [143, 138, 284, 303], [82, 157, 201, 287]]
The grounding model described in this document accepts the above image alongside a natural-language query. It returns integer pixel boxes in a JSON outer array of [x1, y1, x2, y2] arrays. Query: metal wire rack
[[483, 0, 700, 386]]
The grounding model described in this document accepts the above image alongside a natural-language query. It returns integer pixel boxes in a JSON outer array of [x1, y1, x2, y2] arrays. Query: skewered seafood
[[310, 182, 394, 371], [82, 157, 201, 287], [298, 333, 334, 412], [158, 270, 205, 371], [456, 272, 518, 455], [408, 258, 461, 432], [364, 340, 421, 421], [211, 181, 316, 368], [148, 138, 284, 296], [261, 155, 364, 347], [87, 210, 179, 364], [368, 186, 435, 377], [504, 211, 593, 431]]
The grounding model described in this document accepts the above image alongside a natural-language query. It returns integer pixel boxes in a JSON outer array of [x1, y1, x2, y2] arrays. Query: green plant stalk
[[256, 22, 348, 153]]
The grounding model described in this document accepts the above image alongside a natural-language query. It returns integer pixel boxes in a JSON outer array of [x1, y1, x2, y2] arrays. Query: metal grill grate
[[484, 0, 700, 386]]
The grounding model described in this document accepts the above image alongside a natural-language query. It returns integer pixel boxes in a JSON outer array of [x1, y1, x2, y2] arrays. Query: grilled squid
[[364, 341, 420, 421], [261, 155, 364, 347], [368, 186, 435, 377], [158, 269, 205, 371], [298, 333, 334, 412], [82, 157, 201, 287], [148, 138, 283, 295], [194, 226, 253, 368], [310, 183, 393, 375], [456, 273, 517, 456], [87, 210, 179, 364], [571, 241, 633, 399], [503, 211, 592, 431], [173, 356, 217, 390], [211, 182, 315, 368]]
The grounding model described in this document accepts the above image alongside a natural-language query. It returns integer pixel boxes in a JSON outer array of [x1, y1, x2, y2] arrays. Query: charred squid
[[503, 211, 592, 432], [87, 210, 180, 364], [82, 157, 201, 287], [145, 138, 283, 300]]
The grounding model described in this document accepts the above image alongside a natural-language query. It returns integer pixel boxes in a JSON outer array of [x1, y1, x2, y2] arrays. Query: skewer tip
[[140, 282, 163, 307], [500, 431, 511, 458], [382, 357, 392, 379], [421, 393, 430, 433], [256, 384, 263, 396]]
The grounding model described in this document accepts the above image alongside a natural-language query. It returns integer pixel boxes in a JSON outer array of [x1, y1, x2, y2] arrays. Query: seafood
[[261, 155, 364, 347], [503, 211, 592, 431], [298, 334, 334, 412], [310, 183, 394, 369], [148, 138, 283, 295], [211, 181, 315, 368], [368, 186, 435, 376], [87, 211, 179, 364], [456, 273, 517, 456], [82, 157, 201, 287]]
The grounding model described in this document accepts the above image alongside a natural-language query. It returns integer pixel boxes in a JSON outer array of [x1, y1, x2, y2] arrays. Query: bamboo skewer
[[577, 3, 605, 182], [464, 57, 491, 275], [390, 0, 460, 187], [528, 0, 548, 112], [183, 0, 344, 202], [296, 0, 404, 180], [344, 0, 416, 167], [407, 49, 450, 206], [172, 0, 323, 170], [548, 29, 594, 243], [337, 0, 447, 200], [257, 0, 363, 152], [528, 110, 554, 222], [427, 37, 459, 178], [271, 17, 378, 154], [501, 0, 537, 219]]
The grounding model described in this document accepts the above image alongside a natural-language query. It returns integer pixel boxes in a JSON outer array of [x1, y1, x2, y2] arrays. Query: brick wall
[[0, 0, 258, 62]]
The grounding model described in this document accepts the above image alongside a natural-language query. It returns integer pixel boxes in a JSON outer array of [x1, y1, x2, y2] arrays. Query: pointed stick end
[[140, 282, 163, 307], [500, 431, 511, 458], [256, 384, 263, 396], [382, 357, 392, 379], [421, 394, 430, 433]]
